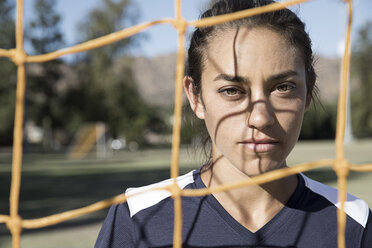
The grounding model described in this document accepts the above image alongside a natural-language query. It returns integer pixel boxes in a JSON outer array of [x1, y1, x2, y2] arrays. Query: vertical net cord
[[170, 0, 182, 180], [171, 0, 185, 247], [9, 0, 25, 247], [335, 1, 353, 248]]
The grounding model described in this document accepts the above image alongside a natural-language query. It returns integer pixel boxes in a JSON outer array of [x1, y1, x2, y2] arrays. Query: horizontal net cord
[[0, 19, 174, 62], [190, 0, 310, 28], [0, 48, 15, 57], [349, 163, 372, 172], [0, 0, 310, 65], [26, 19, 173, 63], [17, 183, 186, 229], [21, 193, 126, 229], [0, 158, 336, 230], [0, 215, 9, 223], [1, 160, 369, 230], [181, 159, 334, 197]]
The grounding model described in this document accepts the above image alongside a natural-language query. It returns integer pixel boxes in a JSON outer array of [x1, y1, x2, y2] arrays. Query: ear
[[183, 76, 205, 119]]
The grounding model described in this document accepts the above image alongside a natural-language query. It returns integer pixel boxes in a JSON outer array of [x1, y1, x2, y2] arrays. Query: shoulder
[[95, 170, 198, 248], [94, 203, 135, 248], [300, 174, 370, 228], [125, 170, 196, 217], [362, 210, 372, 246]]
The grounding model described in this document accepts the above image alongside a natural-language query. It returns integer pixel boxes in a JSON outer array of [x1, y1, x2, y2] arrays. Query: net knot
[[172, 19, 187, 35], [167, 180, 182, 199], [6, 215, 22, 235], [333, 159, 350, 178], [10, 49, 27, 66]]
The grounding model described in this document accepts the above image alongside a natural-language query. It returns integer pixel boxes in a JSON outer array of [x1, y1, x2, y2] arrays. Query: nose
[[247, 100, 275, 130]]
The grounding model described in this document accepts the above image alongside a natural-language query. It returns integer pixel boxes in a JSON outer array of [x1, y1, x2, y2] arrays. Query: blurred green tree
[[299, 103, 337, 140], [26, 0, 65, 148], [0, 0, 16, 146], [66, 0, 164, 145], [351, 21, 372, 138], [28, 0, 63, 55]]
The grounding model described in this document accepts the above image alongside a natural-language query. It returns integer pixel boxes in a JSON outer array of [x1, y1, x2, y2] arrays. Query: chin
[[238, 158, 286, 176]]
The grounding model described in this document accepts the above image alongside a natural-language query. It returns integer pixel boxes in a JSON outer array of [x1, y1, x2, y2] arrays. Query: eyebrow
[[267, 70, 299, 82], [213, 70, 299, 84], [214, 74, 248, 83]]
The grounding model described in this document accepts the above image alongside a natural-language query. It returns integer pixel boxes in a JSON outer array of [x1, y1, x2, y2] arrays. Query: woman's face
[[186, 27, 310, 176]]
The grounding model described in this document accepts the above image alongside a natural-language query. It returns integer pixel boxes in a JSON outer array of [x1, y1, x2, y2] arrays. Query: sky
[[23, 0, 372, 58]]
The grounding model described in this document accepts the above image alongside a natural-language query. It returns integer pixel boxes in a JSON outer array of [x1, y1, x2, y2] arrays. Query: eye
[[275, 82, 296, 93], [224, 88, 240, 96], [218, 87, 245, 99]]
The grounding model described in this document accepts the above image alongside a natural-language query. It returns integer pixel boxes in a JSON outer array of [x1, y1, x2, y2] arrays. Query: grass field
[[0, 140, 371, 248]]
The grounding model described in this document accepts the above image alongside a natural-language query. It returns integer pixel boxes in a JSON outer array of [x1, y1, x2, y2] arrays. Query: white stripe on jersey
[[126, 170, 195, 217], [302, 174, 369, 228]]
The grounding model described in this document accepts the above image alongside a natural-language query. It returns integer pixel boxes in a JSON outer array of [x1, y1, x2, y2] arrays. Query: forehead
[[204, 27, 305, 78]]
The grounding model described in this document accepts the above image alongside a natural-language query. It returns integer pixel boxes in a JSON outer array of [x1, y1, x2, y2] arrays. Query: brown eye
[[276, 83, 295, 92], [218, 87, 245, 100], [224, 88, 239, 96]]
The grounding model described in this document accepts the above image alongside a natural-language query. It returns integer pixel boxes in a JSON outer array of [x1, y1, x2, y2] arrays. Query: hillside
[[132, 53, 354, 107], [27, 53, 354, 108]]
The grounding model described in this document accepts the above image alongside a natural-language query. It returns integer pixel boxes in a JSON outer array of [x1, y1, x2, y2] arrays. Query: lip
[[238, 138, 280, 153]]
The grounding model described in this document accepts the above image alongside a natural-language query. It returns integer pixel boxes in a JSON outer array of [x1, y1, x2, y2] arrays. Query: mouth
[[237, 139, 280, 153]]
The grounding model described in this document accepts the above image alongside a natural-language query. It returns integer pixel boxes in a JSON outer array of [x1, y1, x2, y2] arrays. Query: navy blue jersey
[[95, 169, 372, 248]]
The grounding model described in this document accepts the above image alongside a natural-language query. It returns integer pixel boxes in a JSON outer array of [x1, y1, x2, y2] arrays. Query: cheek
[[274, 99, 306, 138], [272, 88, 307, 125], [204, 104, 247, 147], [203, 103, 231, 142], [203, 107, 224, 144]]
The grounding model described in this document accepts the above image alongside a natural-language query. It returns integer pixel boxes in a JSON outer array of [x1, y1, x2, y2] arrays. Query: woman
[[95, 0, 372, 247]]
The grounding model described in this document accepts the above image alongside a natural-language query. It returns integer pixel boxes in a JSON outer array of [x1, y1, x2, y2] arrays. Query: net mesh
[[0, 0, 372, 247]]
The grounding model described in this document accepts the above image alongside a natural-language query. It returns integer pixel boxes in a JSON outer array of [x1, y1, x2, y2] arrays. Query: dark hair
[[186, 0, 317, 166], [187, 0, 317, 96]]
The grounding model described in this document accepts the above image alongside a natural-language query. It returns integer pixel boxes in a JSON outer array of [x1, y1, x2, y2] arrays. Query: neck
[[200, 155, 298, 232]]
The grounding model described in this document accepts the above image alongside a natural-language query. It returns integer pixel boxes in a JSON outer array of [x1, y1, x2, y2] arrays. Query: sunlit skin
[[184, 27, 311, 232]]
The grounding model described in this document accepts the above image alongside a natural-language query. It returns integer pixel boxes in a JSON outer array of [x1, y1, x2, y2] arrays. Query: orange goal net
[[0, 0, 372, 247]]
